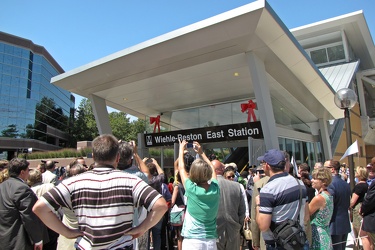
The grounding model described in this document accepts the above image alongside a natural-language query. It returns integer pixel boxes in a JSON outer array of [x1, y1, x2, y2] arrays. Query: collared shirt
[[41, 167, 161, 250], [367, 178, 374, 186], [42, 170, 57, 185], [259, 172, 307, 242]]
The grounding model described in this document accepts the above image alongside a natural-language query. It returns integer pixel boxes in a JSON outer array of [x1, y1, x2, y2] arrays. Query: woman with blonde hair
[[309, 167, 334, 250], [175, 140, 220, 250], [350, 166, 371, 250], [0, 168, 9, 183]]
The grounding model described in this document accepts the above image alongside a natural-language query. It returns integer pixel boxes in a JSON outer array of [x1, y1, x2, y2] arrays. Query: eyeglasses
[[227, 175, 235, 178]]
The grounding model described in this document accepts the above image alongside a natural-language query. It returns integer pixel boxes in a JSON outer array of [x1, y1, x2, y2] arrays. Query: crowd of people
[[246, 153, 375, 250], [0, 136, 374, 250]]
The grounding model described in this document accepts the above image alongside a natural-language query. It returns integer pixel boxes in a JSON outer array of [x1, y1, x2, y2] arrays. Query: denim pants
[[265, 241, 309, 250], [149, 217, 163, 250]]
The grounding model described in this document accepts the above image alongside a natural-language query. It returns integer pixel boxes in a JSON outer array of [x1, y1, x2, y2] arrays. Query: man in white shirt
[[42, 160, 57, 185]]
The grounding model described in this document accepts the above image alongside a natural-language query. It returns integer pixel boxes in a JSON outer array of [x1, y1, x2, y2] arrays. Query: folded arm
[[33, 199, 83, 239], [125, 197, 168, 239]]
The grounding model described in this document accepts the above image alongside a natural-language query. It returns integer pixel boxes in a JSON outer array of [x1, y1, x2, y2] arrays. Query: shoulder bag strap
[[293, 178, 303, 222]]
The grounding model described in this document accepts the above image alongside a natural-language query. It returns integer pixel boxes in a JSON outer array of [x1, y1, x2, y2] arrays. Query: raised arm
[[131, 141, 151, 178], [151, 158, 164, 175], [171, 185, 179, 208], [178, 140, 189, 186], [193, 141, 216, 180]]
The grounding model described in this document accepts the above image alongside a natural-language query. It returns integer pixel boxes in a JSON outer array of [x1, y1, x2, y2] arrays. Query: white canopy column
[[90, 94, 112, 135], [246, 52, 279, 150], [318, 118, 332, 159]]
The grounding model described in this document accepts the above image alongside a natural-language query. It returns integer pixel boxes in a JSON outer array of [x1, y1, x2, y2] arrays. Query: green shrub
[[22, 148, 93, 160]]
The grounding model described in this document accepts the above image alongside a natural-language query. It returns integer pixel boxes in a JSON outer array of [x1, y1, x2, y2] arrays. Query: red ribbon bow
[[150, 115, 161, 133], [240, 100, 257, 122]]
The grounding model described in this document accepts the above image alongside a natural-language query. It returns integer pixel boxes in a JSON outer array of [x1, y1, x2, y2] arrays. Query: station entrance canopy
[[51, 0, 342, 149]]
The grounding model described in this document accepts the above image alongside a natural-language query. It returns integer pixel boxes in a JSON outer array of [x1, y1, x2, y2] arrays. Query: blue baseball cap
[[257, 149, 285, 167]]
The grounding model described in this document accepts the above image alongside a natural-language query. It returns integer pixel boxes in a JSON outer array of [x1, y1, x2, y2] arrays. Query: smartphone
[[187, 143, 194, 148]]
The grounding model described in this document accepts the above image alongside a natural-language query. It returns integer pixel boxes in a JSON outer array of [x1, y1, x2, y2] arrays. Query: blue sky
[[1, 0, 374, 111]]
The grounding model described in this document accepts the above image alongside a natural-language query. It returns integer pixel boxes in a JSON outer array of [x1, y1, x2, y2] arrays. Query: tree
[[72, 98, 146, 143], [72, 98, 99, 141], [109, 111, 132, 141], [130, 118, 146, 143], [1, 124, 18, 138]]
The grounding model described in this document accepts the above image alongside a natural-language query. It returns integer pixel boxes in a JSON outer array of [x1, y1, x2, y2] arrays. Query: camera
[[145, 157, 153, 164], [257, 169, 264, 175], [187, 143, 194, 148]]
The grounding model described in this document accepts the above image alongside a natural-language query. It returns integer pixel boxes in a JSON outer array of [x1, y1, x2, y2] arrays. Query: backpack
[[273, 219, 306, 250]]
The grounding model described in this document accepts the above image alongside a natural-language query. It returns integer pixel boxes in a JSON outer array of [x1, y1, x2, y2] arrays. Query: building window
[[327, 44, 345, 62], [310, 48, 328, 64], [307, 42, 346, 67]]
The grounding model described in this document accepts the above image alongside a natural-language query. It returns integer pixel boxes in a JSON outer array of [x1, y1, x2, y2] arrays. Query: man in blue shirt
[[366, 160, 375, 186]]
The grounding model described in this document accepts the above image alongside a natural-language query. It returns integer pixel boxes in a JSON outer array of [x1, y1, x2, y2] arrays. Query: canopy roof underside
[[53, 1, 360, 125]]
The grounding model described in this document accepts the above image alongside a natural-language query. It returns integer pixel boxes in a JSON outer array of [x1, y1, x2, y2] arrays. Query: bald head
[[314, 162, 323, 169], [211, 160, 225, 175], [45, 160, 56, 171], [323, 160, 331, 168]]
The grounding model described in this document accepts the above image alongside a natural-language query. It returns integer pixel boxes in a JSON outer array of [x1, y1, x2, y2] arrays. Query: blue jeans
[[266, 241, 309, 250], [149, 218, 163, 250], [266, 243, 284, 250]]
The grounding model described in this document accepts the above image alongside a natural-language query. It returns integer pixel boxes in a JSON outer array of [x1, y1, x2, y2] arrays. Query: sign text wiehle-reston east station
[[144, 121, 263, 147]]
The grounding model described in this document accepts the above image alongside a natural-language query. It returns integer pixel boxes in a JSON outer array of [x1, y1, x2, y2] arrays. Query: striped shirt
[[41, 166, 161, 250], [259, 172, 307, 242]]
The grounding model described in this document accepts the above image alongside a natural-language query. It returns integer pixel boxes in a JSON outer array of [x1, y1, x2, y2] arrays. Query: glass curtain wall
[[143, 97, 321, 169], [0, 41, 74, 147], [278, 137, 322, 172]]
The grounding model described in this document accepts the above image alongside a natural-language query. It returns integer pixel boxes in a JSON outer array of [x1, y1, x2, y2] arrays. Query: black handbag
[[273, 179, 307, 250]]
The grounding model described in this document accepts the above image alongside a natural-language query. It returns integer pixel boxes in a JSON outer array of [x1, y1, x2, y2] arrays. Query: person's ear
[[264, 163, 270, 170]]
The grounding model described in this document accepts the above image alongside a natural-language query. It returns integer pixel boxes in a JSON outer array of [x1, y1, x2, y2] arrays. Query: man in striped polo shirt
[[255, 149, 309, 249], [33, 134, 168, 250]]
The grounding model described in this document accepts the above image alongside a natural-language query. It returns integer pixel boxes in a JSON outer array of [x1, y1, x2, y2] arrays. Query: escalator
[[223, 147, 249, 172], [202, 139, 264, 172]]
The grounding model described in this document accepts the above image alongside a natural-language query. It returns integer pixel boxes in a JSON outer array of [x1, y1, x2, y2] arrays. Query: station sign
[[144, 121, 263, 147]]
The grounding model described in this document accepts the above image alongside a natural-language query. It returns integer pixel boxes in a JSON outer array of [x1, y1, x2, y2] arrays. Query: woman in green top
[[309, 167, 334, 250], [175, 140, 220, 250]]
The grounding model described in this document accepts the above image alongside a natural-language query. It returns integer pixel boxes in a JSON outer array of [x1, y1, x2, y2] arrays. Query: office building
[[0, 32, 75, 159]]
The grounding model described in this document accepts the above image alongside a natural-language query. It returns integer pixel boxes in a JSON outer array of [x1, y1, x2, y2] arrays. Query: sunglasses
[[227, 175, 235, 178]]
